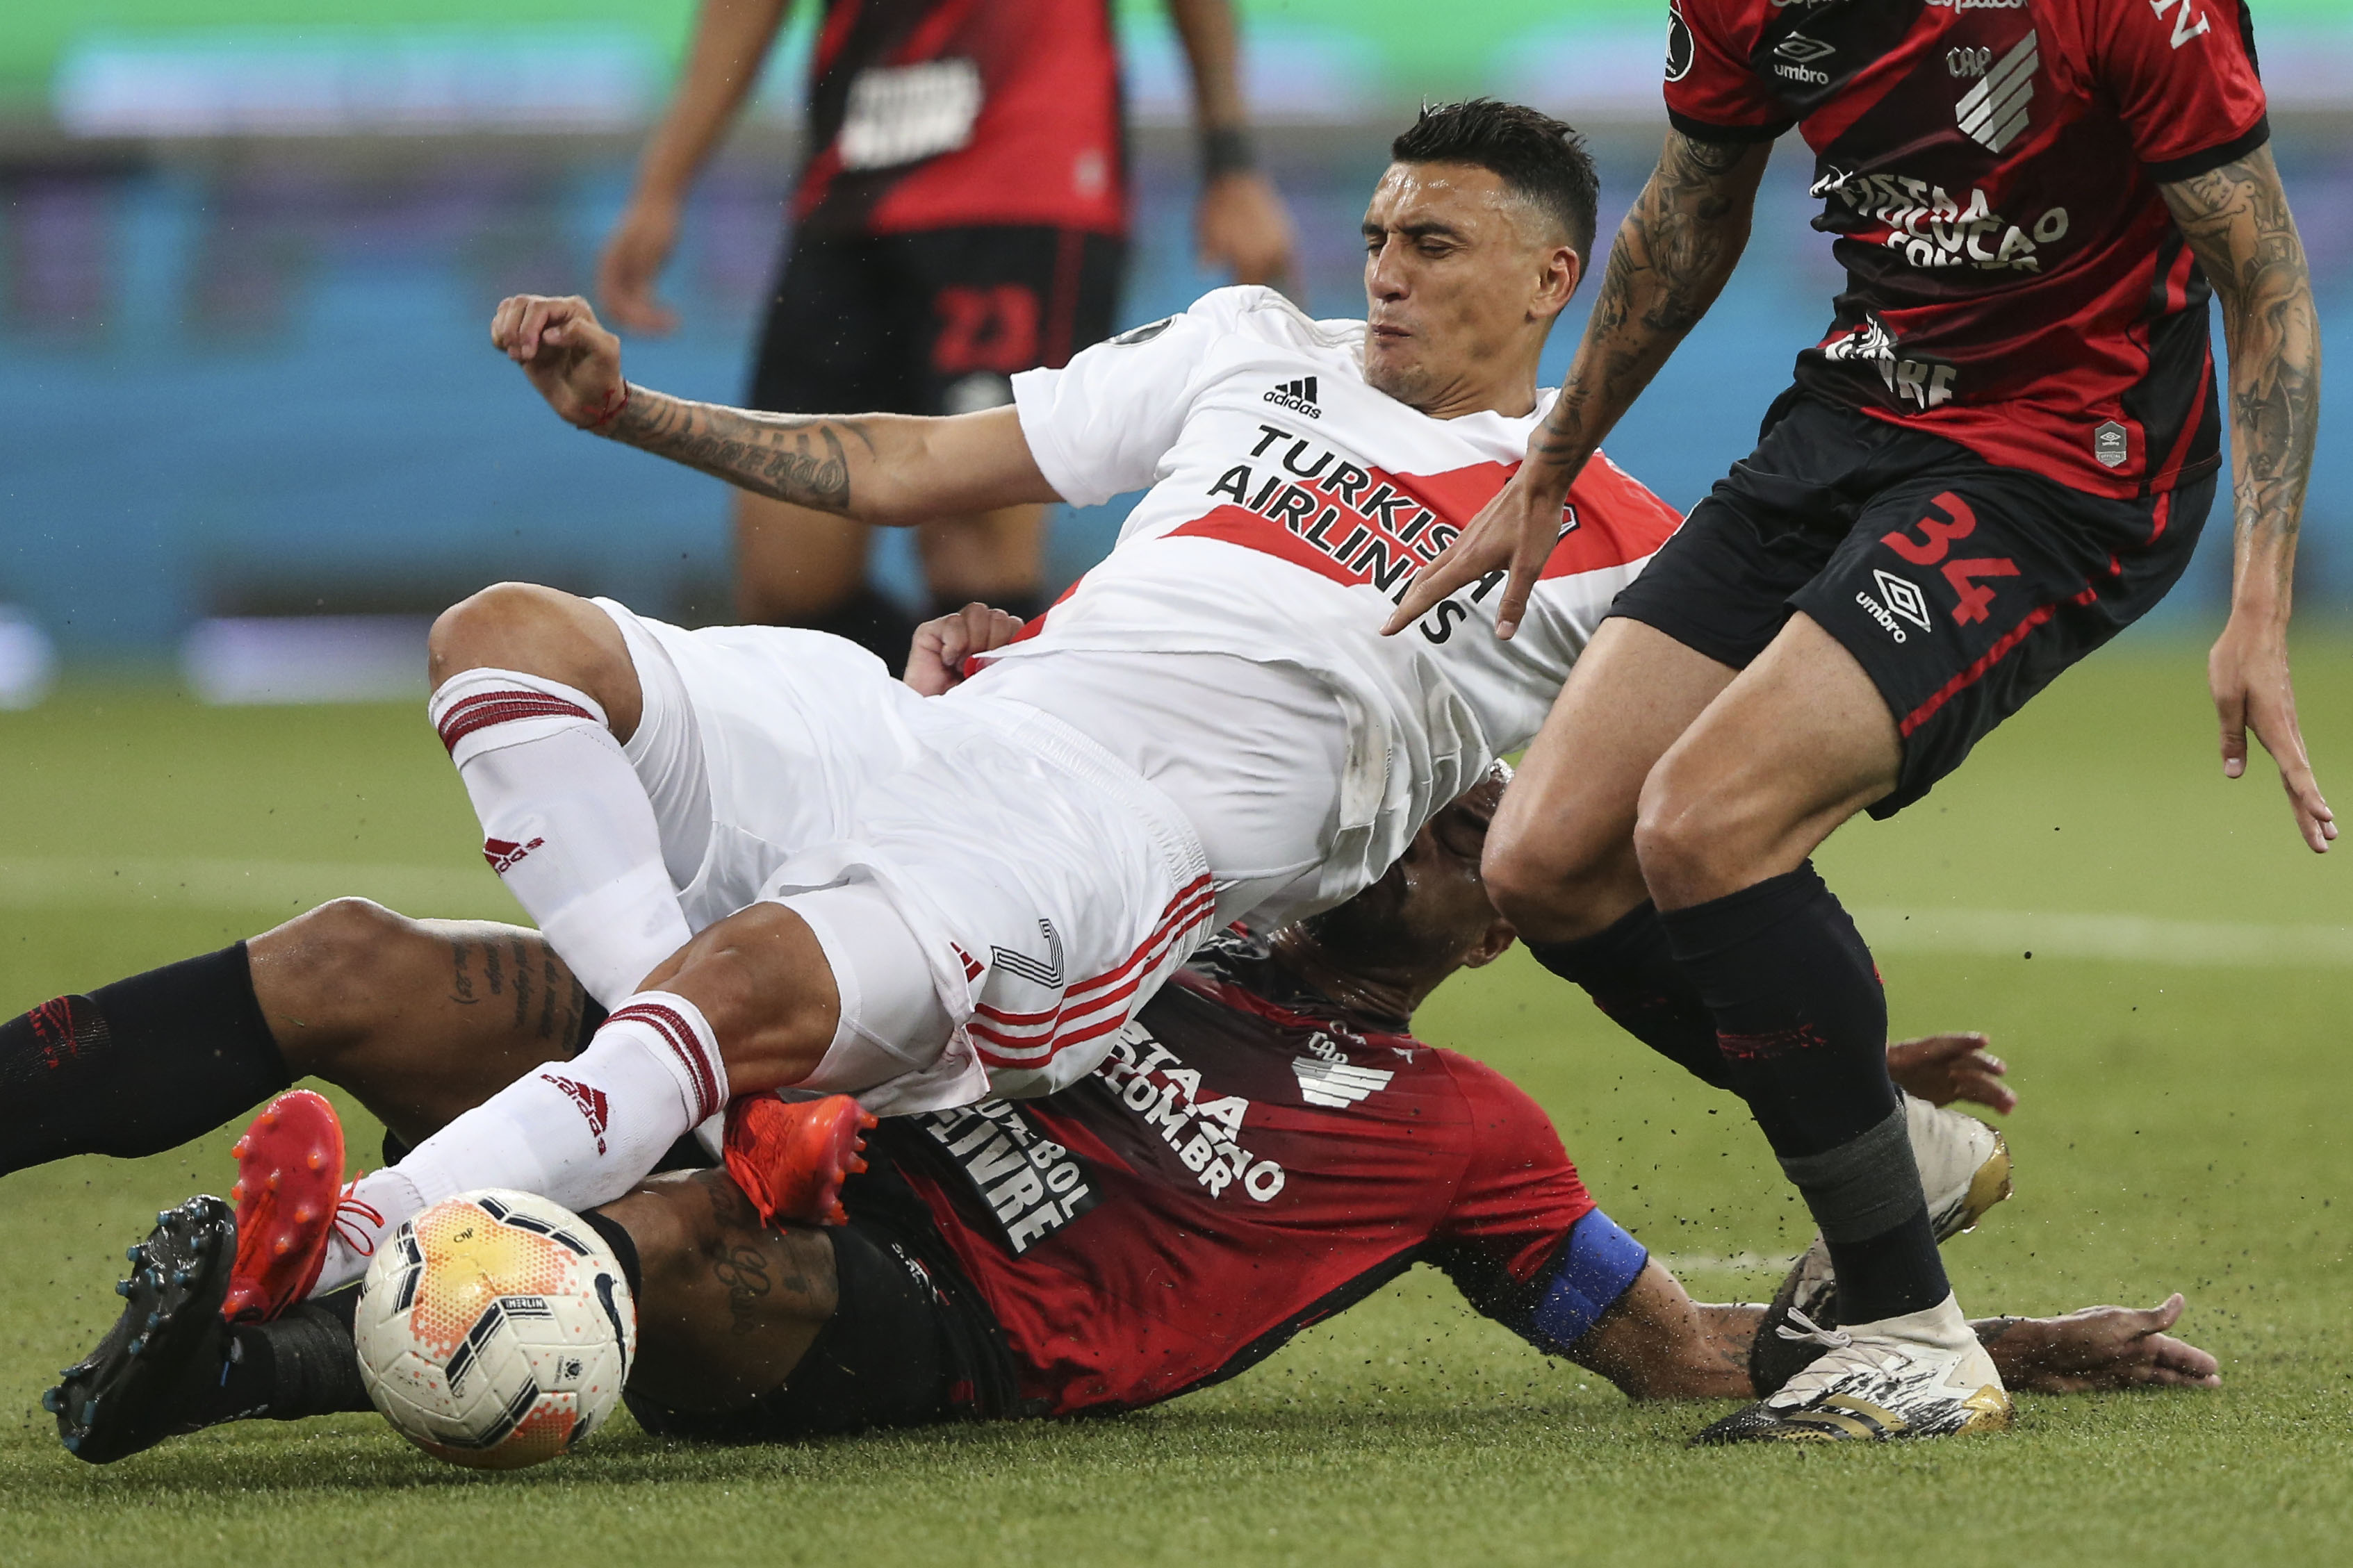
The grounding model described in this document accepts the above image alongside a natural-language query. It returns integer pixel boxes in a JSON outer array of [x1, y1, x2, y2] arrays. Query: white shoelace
[[1775, 1307, 1852, 1351]]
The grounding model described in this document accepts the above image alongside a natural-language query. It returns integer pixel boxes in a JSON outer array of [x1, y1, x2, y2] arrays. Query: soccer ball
[[354, 1189, 637, 1470]]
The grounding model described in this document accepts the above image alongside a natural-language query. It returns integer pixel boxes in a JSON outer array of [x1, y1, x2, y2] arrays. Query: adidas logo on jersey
[[1263, 376, 1321, 419], [1291, 1030, 1393, 1109]]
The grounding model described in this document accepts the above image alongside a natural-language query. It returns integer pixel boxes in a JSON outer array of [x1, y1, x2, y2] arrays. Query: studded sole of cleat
[[50, 1196, 238, 1464]]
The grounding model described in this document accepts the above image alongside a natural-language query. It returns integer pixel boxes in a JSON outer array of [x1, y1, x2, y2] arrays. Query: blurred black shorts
[[1608, 389, 2215, 817], [746, 225, 1126, 418]]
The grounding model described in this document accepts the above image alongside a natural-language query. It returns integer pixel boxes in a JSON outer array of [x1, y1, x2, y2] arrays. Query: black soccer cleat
[[48, 1195, 238, 1464]]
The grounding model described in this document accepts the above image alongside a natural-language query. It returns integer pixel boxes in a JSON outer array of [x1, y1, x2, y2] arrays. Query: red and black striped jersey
[[1664, 0, 2269, 497], [792, 0, 1127, 239], [872, 936, 1598, 1417]]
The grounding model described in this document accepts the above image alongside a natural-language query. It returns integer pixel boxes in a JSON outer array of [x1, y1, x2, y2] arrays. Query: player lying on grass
[[5, 101, 1694, 1325], [42, 770, 2216, 1461]]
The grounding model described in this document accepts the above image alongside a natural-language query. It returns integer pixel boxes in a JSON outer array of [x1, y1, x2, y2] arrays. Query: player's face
[[1304, 773, 1512, 976], [1360, 163, 1578, 417]]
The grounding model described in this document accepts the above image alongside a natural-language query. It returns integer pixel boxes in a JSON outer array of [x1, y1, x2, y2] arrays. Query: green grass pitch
[[2, 641, 2349, 1565]]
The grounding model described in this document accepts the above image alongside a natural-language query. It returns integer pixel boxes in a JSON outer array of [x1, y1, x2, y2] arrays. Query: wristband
[[587, 381, 631, 431], [1199, 126, 1257, 180]]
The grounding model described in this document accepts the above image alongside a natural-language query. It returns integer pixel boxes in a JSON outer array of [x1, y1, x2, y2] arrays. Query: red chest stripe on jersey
[[1167, 449, 1678, 600], [894, 0, 981, 65]]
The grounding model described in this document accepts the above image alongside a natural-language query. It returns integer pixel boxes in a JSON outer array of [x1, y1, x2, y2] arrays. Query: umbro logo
[[483, 835, 545, 874], [1956, 29, 2037, 153], [1263, 376, 1321, 420], [1774, 32, 1835, 63], [1872, 570, 1934, 631], [1291, 1030, 1392, 1108]]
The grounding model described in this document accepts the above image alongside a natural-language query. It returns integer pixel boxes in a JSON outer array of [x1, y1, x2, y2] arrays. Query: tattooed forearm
[[606, 387, 878, 514], [1532, 130, 1770, 473], [2161, 146, 2321, 607]]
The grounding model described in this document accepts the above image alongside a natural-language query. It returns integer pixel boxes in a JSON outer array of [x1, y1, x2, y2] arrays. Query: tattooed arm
[[1386, 131, 1773, 637], [489, 292, 1060, 525], [2161, 147, 2334, 851]]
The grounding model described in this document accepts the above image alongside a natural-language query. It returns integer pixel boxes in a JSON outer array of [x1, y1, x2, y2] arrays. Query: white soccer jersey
[[992, 286, 1684, 905]]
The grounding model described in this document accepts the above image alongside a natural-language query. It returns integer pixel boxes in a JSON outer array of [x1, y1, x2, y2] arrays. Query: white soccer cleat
[[1696, 1293, 2012, 1444], [1749, 1096, 2012, 1395]]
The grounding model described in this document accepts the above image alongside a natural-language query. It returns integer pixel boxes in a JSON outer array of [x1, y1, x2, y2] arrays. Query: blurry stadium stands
[[2, 1, 2349, 697]]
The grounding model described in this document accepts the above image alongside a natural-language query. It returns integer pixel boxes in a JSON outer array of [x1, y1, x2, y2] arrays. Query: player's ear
[[1531, 240, 1580, 323], [1460, 918, 1518, 970]]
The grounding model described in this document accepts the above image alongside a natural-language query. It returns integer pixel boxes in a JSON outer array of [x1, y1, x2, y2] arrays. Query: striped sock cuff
[[603, 991, 727, 1124], [429, 668, 608, 761]]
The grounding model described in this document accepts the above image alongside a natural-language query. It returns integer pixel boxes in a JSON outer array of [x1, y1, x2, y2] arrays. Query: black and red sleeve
[[2094, 0, 2268, 182], [1663, 0, 1793, 145]]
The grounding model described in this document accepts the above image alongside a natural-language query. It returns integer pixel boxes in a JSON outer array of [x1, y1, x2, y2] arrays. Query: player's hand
[[1994, 1295, 2221, 1394], [1382, 449, 1573, 640], [1197, 172, 1299, 297], [596, 195, 683, 336], [1886, 1032, 2015, 1115], [904, 602, 1026, 695], [490, 295, 629, 430], [2209, 613, 2334, 852]]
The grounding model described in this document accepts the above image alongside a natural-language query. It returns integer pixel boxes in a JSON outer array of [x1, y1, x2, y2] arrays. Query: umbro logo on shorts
[[1263, 376, 1321, 419]]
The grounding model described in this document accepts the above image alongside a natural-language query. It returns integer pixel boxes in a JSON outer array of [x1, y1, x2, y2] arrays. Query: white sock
[[432, 668, 693, 1008], [310, 991, 728, 1296]]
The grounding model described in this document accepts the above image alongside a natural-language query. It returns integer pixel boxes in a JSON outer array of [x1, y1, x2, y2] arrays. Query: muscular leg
[[1637, 613, 1946, 1329], [426, 582, 691, 1008], [250, 900, 594, 1147], [0, 900, 589, 1175], [1484, 618, 1739, 1087]]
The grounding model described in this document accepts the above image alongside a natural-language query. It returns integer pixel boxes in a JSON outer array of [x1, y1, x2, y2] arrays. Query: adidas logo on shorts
[[1263, 376, 1320, 419]]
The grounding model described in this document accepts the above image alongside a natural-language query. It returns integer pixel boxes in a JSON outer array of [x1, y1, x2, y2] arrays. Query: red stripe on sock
[[436, 691, 597, 753]]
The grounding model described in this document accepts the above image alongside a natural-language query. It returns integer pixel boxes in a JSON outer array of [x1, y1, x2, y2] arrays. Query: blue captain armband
[[1525, 1208, 1649, 1353]]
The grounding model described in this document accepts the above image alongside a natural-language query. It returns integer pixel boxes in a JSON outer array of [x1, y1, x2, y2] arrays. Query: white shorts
[[596, 601, 1213, 1110]]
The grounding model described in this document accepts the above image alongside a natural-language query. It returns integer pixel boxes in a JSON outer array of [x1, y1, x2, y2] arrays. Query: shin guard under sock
[[0, 945, 290, 1175], [1658, 864, 1947, 1323], [432, 668, 694, 1009], [1524, 903, 1731, 1090]]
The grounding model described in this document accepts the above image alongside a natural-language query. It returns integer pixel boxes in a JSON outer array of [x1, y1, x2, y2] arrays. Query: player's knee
[[1483, 816, 1634, 937], [427, 583, 633, 714], [247, 898, 424, 1070], [1630, 768, 1719, 898], [655, 906, 841, 1091]]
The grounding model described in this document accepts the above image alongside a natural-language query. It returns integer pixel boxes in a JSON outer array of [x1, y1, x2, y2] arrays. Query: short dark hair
[[1391, 99, 1598, 258]]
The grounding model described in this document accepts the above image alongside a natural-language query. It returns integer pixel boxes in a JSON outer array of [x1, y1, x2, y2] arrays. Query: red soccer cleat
[[221, 1089, 346, 1323], [723, 1094, 877, 1228]]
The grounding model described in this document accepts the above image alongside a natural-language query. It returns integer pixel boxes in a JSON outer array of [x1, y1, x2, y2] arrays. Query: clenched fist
[[490, 295, 630, 430]]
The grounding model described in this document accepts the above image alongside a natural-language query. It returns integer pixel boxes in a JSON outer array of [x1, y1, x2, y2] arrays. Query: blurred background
[[1, 0, 2350, 702]]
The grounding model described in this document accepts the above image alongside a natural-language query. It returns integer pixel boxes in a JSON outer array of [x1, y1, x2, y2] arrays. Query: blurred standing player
[[598, 0, 1298, 664], [1389, 3, 2325, 1442]]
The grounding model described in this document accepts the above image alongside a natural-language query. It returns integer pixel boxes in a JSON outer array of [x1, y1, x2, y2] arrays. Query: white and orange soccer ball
[[354, 1189, 636, 1470]]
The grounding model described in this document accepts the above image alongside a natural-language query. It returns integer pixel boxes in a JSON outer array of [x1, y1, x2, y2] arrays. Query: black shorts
[[747, 225, 1126, 418], [623, 1157, 1021, 1443], [1608, 390, 2215, 816]]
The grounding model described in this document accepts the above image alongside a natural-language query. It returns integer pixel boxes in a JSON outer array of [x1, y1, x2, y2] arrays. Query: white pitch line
[[0, 857, 512, 916], [1851, 905, 2353, 968]]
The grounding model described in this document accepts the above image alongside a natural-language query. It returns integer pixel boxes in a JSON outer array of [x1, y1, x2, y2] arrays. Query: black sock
[[202, 1289, 372, 1425], [1524, 902, 1732, 1091], [790, 586, 919, 675], [1657, 864, 1948, 1323], [0, 945, 290, 1176]]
